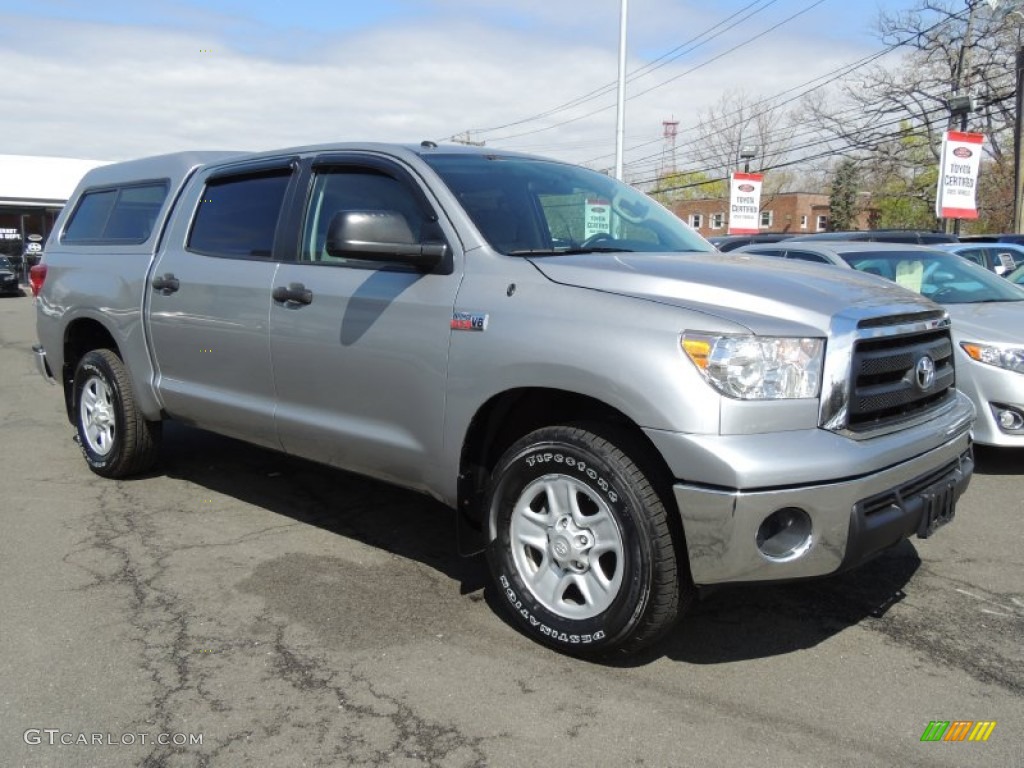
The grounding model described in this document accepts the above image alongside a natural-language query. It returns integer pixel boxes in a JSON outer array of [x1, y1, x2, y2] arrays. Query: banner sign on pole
[[935, 131, 985, 220], [728, 172, 764, 234]]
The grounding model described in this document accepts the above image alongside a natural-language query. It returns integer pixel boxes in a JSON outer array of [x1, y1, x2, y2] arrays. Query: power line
[[474, 0, 831, 144], [577, 5, 976, 172], [449, 1, 988, 191], [484, 0, 829, 144], [639, 89, 1015, 193], [455, 0, 781, 138], [620, 68, 1015, 178]]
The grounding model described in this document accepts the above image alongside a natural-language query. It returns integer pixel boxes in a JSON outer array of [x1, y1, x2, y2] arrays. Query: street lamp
[[614, 0, 628, 181], [739, 146, 758, 173], [947, 93, 976, 131]]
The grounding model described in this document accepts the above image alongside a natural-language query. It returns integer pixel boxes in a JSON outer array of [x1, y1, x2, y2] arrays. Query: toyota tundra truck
[[31, 142, 975, 657]]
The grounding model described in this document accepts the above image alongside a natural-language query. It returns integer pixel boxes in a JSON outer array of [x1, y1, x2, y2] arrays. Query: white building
[[0, 154, 109, 258]]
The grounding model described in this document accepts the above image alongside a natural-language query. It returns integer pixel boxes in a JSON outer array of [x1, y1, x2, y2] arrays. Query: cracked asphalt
[[1, 293, 1022, 767]]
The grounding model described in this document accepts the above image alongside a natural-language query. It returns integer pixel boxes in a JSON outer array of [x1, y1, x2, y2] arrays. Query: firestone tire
[[72, 349, 161, 478], [485, 425, 690, 658]]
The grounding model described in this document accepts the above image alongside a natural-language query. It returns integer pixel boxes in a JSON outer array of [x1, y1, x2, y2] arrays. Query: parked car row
[[708, 229, 959, 252], [710, 230, 1024, 278], [732, 239, 1024, 448]]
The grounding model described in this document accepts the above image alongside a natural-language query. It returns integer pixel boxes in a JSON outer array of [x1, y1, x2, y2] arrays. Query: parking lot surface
[[1, 293, 1021, 767]]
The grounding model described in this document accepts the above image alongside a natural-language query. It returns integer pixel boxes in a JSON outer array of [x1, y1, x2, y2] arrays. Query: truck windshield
[[423, 153, 714, 256]]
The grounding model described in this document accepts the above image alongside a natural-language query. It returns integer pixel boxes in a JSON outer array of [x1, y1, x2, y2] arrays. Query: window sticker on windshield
[[896, 260, 924, 293], [997, 252, 1016, 270]]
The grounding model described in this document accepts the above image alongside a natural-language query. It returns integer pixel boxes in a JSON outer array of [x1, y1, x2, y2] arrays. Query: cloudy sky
[[1, 0, 908, 179]]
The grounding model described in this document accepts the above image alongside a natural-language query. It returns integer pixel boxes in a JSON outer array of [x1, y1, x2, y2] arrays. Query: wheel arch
[[62, 318, 121, 422], [456, 387, 677, 555]]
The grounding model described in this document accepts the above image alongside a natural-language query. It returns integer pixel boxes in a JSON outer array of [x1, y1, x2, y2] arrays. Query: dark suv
[[707, 233, 793, 252], [0, 256, 22, 295], [959, 233, 1024, 241]]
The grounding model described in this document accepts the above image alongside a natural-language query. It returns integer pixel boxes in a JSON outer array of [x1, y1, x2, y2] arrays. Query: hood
[[529, 251, 937, 335], [946, 300, 1024, 345]]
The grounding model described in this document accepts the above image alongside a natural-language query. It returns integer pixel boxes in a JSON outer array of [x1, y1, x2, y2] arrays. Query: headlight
[[960, 341, 1024, 373], [682, 333, 824, 400]]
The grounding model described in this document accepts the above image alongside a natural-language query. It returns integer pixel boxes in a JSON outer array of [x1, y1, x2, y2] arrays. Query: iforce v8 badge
[[451, 311, 489, 331]]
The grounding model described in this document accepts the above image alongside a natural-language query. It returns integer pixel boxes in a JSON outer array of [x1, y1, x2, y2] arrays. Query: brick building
[[669, 191, 876, 238]]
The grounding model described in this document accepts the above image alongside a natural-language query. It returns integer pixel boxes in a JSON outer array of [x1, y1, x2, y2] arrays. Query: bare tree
[[687, 89, 797, 188], [875, 1, 1015, 158], [801, 0, 1019, 227]]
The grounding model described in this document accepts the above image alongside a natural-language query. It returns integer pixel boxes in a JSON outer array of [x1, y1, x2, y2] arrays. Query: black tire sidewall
[[73, 353, 127, 474], [487, 433, 655, 653]]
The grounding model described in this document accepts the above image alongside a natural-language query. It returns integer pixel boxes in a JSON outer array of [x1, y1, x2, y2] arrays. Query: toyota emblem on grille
[[915, 355, 936, 391]]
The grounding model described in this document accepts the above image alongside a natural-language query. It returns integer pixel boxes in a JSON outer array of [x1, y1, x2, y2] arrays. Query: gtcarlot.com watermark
[[24, 729, 203, 747]]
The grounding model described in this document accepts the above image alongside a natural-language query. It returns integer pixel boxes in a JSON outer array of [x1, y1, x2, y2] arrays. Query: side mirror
[[325, 210, 448, 271]]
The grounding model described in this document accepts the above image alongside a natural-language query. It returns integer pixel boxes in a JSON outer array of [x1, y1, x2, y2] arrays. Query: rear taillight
[[29, 264, 47, 297]]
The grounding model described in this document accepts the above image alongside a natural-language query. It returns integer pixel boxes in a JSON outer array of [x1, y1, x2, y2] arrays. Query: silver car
[[936, 241, 1024, 277], [1009, 263, 1024, 287], [735, 240, 1024, 446]]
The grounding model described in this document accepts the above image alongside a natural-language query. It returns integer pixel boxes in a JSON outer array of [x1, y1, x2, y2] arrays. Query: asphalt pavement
[[1, 290, 1021, 767]]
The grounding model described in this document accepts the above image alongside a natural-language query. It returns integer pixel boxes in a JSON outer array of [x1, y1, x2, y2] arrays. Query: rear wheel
[[486, 425, 690, 657], [73, 349, 160, 478]]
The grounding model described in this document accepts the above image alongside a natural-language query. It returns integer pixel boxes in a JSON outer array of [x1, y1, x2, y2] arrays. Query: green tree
[[650, 170, 727, 207], [828, 159, 860, 230], [867, 122, 939, 230], [972, 157, 1014, 234]]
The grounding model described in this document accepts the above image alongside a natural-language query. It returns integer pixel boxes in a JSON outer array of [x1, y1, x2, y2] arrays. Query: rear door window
[[188, 171, 292, 259], [957, 248, 986, 268]]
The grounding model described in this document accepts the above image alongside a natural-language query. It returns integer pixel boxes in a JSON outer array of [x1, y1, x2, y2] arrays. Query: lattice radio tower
[[660, 119, 679, 180]]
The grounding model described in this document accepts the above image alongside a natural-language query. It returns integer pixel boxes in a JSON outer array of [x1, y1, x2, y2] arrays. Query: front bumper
[[666, 427, 973, 586], [957, 360, 1024, 446]]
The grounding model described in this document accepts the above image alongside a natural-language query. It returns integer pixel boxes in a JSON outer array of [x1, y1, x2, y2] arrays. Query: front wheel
[[486, 425, 690, 657], [73, 349, 160, 478]]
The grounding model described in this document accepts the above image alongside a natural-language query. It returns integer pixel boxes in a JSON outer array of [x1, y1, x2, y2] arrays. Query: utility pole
[[614, 0, 628, 181], [1015, 45, 1024, 232], [947, 0, 979, 235]]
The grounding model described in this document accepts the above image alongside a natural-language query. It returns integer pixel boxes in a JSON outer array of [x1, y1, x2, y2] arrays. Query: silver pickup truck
[[32, 142, 975, 657]]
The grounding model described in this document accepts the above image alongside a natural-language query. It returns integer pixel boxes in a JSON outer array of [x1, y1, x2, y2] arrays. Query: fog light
[[992, 404, 1024, 432], [756, 507, 813, 562]]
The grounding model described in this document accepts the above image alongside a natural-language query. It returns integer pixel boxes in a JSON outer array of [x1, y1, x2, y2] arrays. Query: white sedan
[[735, 240, 1024, 447]]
